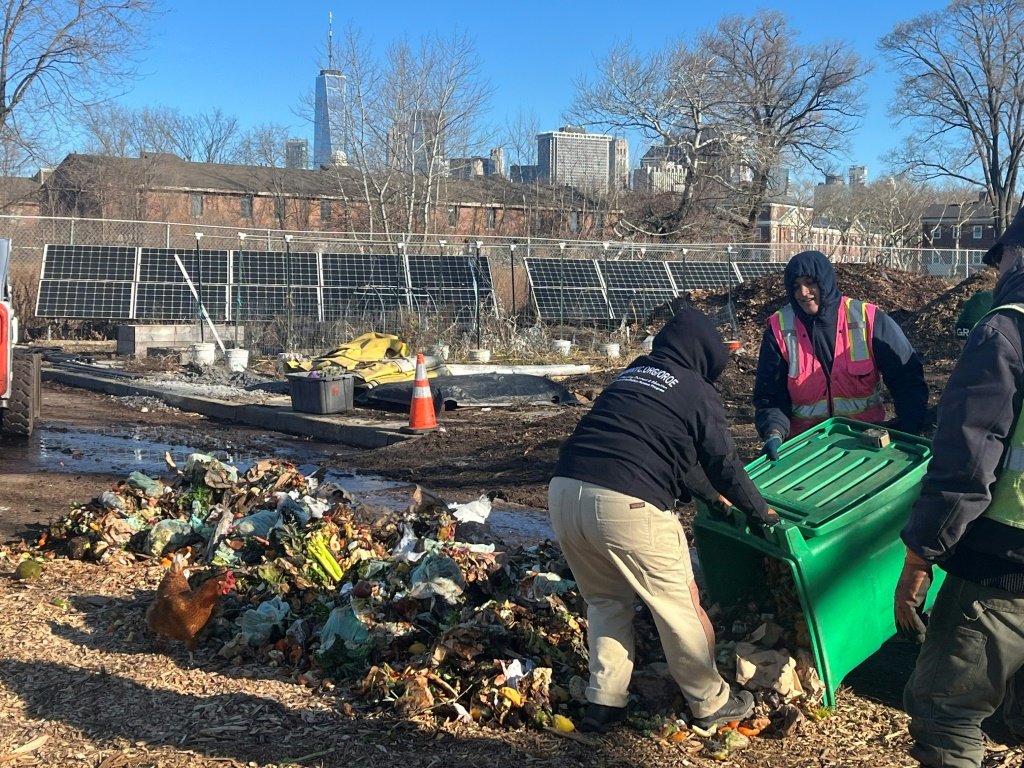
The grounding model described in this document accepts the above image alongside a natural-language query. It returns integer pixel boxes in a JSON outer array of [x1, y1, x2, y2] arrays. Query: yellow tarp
[[283, 333, 438, 386]]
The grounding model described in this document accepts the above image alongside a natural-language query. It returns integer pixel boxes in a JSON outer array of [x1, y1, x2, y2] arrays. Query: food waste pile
[[11, 452, 826, 757]]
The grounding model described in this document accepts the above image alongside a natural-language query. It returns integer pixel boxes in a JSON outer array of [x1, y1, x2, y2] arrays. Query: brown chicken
[[146, 553, 236, 660]]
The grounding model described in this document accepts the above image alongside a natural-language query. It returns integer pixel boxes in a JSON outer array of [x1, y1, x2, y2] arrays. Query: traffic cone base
[[401, 353, 439, 434]]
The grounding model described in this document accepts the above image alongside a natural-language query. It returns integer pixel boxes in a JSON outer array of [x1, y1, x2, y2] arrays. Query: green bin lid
[[747, 418, 931, 537]]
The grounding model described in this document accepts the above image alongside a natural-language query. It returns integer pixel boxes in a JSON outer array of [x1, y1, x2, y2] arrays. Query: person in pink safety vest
[[752, 250, 927, 459]]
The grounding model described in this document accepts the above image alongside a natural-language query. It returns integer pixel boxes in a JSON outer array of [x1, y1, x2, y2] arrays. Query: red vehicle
[[0, 239, 41, 436]]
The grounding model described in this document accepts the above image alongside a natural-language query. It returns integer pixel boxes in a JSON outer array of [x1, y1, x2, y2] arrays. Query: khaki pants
[[548, 476, 730, 717]]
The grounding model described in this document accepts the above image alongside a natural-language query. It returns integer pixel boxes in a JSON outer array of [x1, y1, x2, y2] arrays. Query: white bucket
[[551, 339, 572, 356], [189, 342, 216, 366], [599, 342, 621, 359], [225, 348, 250, 372], [641, 335, 655, 353], [467, 348, 491, 363]]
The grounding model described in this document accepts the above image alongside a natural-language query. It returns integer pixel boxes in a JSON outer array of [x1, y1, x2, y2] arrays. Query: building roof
[[922, 199, 994, 222], [48, 152, 609, 211]]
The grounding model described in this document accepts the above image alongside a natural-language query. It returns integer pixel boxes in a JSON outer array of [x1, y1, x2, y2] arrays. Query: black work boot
[[579, 703, 628, 734], [692, 690, 755, 730]]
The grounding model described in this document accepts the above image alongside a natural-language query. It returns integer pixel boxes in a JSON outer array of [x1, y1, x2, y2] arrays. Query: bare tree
[[0, 0, 156, 164], [879, 0, 1024, 232], [568, 40, 732, 237], [324, 27, 491, 240], [498, 109, 540, 174], [705, 12, 869, 234], [232, 124, 291, 167], [571, 15, 867, 239], [80, 104, 242, 163]]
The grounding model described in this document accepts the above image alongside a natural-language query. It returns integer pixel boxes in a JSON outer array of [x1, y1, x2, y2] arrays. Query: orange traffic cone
[[401, 353, 439, 434]]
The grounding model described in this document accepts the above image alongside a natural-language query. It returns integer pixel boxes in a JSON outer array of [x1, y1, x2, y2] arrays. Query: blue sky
[[116, 0, 946, 181]]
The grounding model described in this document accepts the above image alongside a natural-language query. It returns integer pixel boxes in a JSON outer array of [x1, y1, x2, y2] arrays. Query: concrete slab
[[43, 367, 413, 449], [117, 324, 243, 358]]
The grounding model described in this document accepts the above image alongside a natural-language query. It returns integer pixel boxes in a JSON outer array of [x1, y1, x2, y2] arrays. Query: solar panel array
[[526, 257, 778, 322], [36, 245, 496, 323]]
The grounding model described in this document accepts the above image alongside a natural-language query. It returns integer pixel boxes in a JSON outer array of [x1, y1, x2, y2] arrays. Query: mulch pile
[[904, 270, 999, 362], [646, 264, 991, 365]]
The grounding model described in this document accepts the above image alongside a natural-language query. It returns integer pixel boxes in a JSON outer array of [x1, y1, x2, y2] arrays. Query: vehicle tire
[[2, 350, 37, 436]]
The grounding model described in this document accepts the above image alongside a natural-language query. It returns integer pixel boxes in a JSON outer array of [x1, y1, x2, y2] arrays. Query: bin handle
[[709, 500, 796, 547]]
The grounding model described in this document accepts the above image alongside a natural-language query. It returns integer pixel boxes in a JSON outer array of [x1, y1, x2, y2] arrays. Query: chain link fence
[[0, 214, 988, 358]]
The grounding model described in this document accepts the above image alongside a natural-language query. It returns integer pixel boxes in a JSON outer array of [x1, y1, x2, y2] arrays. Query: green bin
[[693, 417, 943, 707]]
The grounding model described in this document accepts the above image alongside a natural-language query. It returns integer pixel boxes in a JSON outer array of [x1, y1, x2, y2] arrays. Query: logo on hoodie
[[615, 364, 679, 393]]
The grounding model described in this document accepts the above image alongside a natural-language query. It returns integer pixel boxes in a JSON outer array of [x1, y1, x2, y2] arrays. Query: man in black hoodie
[[548, 306, 777, 734], [753, 250, 927, 459], [896, 209, 1024, 768]]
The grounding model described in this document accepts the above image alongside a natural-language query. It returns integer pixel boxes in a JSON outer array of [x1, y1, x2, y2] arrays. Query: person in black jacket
[[548, 306, 777, 734], [753, 251, 927, 460], [896, 208, 1024, 768]]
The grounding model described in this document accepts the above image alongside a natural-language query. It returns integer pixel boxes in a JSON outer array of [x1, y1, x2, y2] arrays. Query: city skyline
[[108, 0, 948, 178]]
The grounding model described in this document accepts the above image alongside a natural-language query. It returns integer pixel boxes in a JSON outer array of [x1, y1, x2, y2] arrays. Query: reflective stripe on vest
[[980, 302, 1024, 529], [792, 393, 883, 421], [776, 308, 801, 378], [846, 299, 871, 362]]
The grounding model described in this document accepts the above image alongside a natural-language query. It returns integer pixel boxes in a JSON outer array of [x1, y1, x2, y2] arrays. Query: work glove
[[894, 548, 933, 644], [761, 433, 784, 462]]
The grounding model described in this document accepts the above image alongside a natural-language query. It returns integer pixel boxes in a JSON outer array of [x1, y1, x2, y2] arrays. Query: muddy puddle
[[2, 425, 553, 547]]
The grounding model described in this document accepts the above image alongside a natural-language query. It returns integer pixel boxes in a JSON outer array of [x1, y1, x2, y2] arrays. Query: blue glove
[[762, 435, 783, 461]]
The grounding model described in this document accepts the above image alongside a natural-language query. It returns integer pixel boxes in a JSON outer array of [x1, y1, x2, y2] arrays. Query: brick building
[[20, 152, 617, 240]]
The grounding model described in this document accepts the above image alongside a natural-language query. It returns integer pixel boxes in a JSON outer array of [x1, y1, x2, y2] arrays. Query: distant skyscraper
[[285, 138, 308, 169], [313, 69, 347, 168], [537, 126, 626, 193], [849, 165, 868, 186], [387, 110, 446, 175]]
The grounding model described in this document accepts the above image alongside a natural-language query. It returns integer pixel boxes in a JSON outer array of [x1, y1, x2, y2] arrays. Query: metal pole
[[475, 242, 483, 349], [509, 242, 517, 321], [284, 234, 294, 352], [558, 242, 566, 331], [194, 232, 205, 343]]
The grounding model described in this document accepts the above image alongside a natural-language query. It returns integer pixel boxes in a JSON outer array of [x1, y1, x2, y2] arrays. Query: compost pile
[[15, 453, 826, 756], [646, 265, 957, 354]]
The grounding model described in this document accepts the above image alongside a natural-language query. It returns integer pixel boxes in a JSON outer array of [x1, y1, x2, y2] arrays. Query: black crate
[[287, 373, 354, 414]]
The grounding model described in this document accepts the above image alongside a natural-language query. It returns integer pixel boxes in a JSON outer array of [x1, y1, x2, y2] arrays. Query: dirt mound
[[904, 270, 998, 362]]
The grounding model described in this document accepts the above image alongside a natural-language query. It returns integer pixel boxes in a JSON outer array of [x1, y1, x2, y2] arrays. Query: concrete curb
[[44, 368, 413, 449]]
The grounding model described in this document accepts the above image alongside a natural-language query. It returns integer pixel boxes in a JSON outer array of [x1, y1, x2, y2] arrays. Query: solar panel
[[322, 253, 404, 288], [407, 255, 495, 317], [232, 286, 322, 321], [324, 286, 408, 321], [599, 261, 677, 320], [525, 258, 611, 321], [36, 280, 133, 319], [140, 248, 229, 284], [41, 244, 137, 281], [135, 284, 228, 322], [233, 250, 320, 286], [736, 262, 785, 282], [532, 287, 612, 321], [667, 261, 738, 291], [526, 257, 602, 289], [408, 255, 492, 289]]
